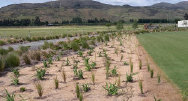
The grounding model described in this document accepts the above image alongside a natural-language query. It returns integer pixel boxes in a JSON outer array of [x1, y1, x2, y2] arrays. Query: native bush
[[5, 53, 20, 68], [23, 54, 31, 65], [35, 82, 43, 97], [0, 56, 5, 71]]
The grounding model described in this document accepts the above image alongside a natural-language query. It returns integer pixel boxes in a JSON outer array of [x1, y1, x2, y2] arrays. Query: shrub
[[103, 83, 118, 96], [70, 40, 80, 51], [35, 82, 43, 97], [5, 53, 20, 68], [91, 73, 95, 85], [0, 48, 9, 55], [23, 54, 31, 65], [82, 84, 91, 92], [5, 89, 15, 101], [36, 69, 46, 80], [0, 56, 5, 71], [19, 46, 29, 53], [31, 51, 41, 61], [76, 83, 80, 98], [0, 40, 6, 46], [139, 80, 144, 94], [54, 77, 59, 89], [81, 40, 90, 49], [20, 87, 26, 92]]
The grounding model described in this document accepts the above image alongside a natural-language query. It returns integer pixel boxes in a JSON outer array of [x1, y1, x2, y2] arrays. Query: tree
[[132, 21, 138, 29], [116, 22, 124, 30], [184, 13, 188, 20], [34, 16, 41, 26]]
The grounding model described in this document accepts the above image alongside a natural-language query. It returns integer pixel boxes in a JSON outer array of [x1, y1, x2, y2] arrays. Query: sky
[[0, 0, 188, 8]]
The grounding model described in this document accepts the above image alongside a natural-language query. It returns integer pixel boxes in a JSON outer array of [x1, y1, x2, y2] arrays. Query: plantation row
[[0, 30, 170, 101]]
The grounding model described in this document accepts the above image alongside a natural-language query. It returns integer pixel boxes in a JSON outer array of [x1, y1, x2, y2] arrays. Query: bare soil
[[0, 35, 182, 101]]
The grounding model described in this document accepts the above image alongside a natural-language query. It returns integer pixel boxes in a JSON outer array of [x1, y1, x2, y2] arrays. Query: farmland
[[137, 31, 188, 94]]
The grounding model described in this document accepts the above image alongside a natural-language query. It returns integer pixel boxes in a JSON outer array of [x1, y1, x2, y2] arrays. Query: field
[[137, 31, 188, 92]]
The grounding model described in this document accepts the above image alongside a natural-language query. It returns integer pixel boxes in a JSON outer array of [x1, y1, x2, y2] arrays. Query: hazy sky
[[0, 0, 188, 8]]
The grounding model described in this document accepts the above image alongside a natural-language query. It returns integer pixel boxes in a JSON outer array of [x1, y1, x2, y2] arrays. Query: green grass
[[0, 26, 116, 38], [137, 31, 188, 91]]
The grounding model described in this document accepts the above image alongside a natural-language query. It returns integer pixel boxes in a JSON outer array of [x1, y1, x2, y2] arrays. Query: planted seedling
[[91, 73, 95, 85], [147, 63, 150, 72], [35, 82, 43, 97], [43, 61, 48, 68], [124, 61, 128, 65], [12, 68, 19, 77], [12, 76, 19, 85], [82, 84, 91, 92], [78, 51, 83, 57], [76, 83, 80, 98], [154, 96, 162, 101], [120, 55, 123, 62], [117, 75, 121, 87], [36, 69, 46, 80], [62, 68, 66, 83], [130, 62, 133, 73], [139, 59, 142, 70], [111, 66, 118, 77], [79, 92, 83, 101], [20, 87, 26, 92], [5, 89, 15, 101], [65, 58, 70, 66], [157, 74, 161, 83], [150, 69, 154, 78], [103, 83, 118, 96], [54, 76, 59, 89], [139, 80, 144, 94]]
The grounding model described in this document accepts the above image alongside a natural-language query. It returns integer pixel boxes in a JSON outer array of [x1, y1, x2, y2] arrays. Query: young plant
[[150, 69, 154, 78], [76, 83, 80, 98], [111, 66, 118, 77], [157, 74, 161, 83], [91, 73, 95, 85], [43, 61, 48, 68], [78, 70, 84, 79], [20, 87, 26, 92], [103, 83, 118, 96], [124, 61, 128, 65], [91, 62, 96, 69], [12, 68, 20, 77], [87, 50, 93, 56], [154, 96, 162, 101], [120, 55, 123, 62], [36, 69, 46, 80], [35, 82, 43, 97], [62, 68, 66, 83], [79, 92, 83, 101], [48, 57, 53, 64], [139, 59, 142, 70], [77, 51, 83, 57], [139, 80, 144, 94], [11, 76, 19, 85], [82, 84, 91, 92], [130, 62, 133, 73], [54, 76, 59, 89], [65, 58, 70, 66], [126, 73, 133, 82], [147, 63, 150, 72], [5, 89, 15, 101], [117, 75, 121, 87]]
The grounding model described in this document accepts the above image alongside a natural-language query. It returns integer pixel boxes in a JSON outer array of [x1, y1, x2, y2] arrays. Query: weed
[[150, 69, 154, 78], [70, 40, 80, 51], [77, 51, 83, 57], [78, 70, 84, 79], [48, 57, 53, 64], [91, 73, 95, 85], [76, 83, 80, 98], [139, 80, 144, 94], [124, 61, 128, 65], [87, 50, 93, 56], [79, 92, 83, 101], [120, 55, 123, 62], [35, 82, 43, 97], [5, 89, 15, 101], [126, 73, 133, 82], [147, 63, 150, 72], [54, 77, 59, 89], [154, 96, 162, 101], [20, 87, 26, 92], [43, 61, 48, 68], [82, 84, 91, 92], [91, 62, 96, 69], [12, 68, 20, 77], [103, 83, 118, 96]]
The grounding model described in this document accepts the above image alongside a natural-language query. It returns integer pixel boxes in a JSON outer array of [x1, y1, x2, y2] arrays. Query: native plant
[[111, 66, 118, 77], [120, 55, 123, 62], [54, 77, 59, 89], [157, 74, 161, 83], [139, 59, 142, 70], [12, 68, 20, 77], [78, 51, 83, 57], [82, 84, 91, 92], [130, 62, 133, 73], [0, 56, 5, 71], [65, 58, 70, 66], [62, 68, 66, 83], [20, 87, 26, 92], [139, 80, 144, 94], [124, 61, 128, 65], [11, 76, 19, 85], [35, 82, 43, 97], [5, 89, 15, 101], [5, 53, 20, 68], [147, 63, 150, 72], [117, 75, 121, 87], [36, 69, 46, 80], [76, 83, 80, 98], [154, 96, 162, 101], [150, 69, 154, 78], [79, 92, 83, 101], [23, 54, 31, 65], [103, 83, 118, 96], [91, 73, 95, 85]]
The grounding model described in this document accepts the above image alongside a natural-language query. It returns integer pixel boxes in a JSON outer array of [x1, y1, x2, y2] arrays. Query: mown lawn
[[137, 31, 188, 91]]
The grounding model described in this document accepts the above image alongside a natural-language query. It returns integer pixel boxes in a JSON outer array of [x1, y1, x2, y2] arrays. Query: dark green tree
[[34, 16, 41, 26], [184, 13, 188, 20]]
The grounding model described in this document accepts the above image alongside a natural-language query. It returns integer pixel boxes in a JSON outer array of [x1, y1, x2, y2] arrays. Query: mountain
[[0, 0, 188, 22]]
